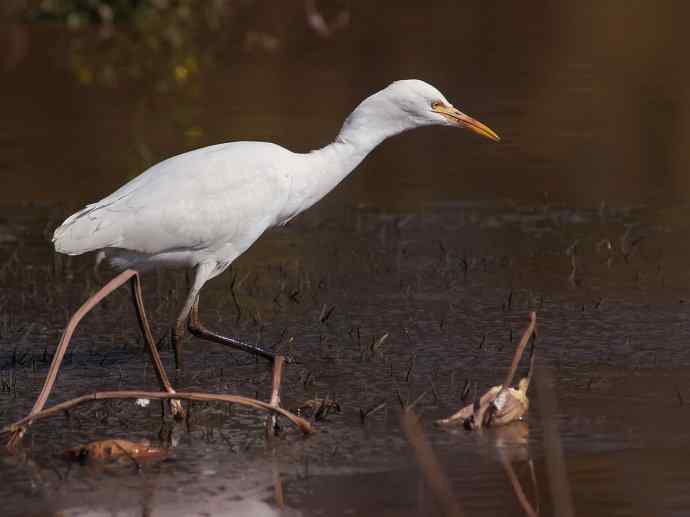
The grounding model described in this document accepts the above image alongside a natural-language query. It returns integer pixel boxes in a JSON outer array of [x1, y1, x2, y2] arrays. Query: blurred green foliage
[[11, 1, 348, 92], [26, 1, 237, 92], [30, 0, 207, 27]]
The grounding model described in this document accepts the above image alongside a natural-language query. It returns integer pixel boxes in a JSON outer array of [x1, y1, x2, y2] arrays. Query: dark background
[[2, 1, 690, 211]]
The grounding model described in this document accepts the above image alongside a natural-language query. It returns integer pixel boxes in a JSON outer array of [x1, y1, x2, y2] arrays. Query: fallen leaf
[[63, 439, 167, 463]]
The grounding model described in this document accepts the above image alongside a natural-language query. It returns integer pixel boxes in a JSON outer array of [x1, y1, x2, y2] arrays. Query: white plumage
[[52, 79, 499, 357], [55, 141, 294, 269]]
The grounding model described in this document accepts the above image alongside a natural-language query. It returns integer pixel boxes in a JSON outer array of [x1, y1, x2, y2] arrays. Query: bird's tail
[[53, 204, 122, 255]]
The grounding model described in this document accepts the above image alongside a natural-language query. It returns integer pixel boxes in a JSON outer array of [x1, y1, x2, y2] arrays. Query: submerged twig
[[265, 356, 286, 438], [319, 304, 335, 323], [401, 409, 464, 517], [273, 465, 285, 509], [3, 390, 315, 446], [359, 401, 386, 423], [407, 390, 429, 411], [371, 332, 390, 356]]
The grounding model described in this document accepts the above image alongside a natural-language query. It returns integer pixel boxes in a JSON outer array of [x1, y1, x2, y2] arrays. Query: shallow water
[[2, 2, 690, 516]]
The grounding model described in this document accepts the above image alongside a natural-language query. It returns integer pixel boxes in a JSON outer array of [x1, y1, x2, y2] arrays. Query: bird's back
[[53, 141, 294, 266]]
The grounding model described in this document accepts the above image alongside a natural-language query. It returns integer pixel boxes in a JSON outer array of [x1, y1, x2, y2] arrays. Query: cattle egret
[[18, 80, 499, 433]]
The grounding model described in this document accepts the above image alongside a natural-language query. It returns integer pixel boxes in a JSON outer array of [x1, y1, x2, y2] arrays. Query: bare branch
[[4, 389, 315, 445]]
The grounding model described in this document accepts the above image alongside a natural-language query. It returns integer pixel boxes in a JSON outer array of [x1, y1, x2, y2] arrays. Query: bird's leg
[[8, 269, 137, 450], [130, 274, 185, 419], [171, 264, 211, 371], [172, 315, 186, 371], [171, 269, 194, 370], [175, 262, 286, 365], [188, 296, 283, 363]]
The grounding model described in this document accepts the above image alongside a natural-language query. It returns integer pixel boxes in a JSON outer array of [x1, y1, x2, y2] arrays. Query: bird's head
[[372, 79, 500, 142]]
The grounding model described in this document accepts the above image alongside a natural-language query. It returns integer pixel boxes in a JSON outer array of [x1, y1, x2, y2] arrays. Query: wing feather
[[53, 142, 292, 256]]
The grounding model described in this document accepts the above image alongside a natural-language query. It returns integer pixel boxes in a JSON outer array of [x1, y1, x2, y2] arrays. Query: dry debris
[[293, 397, 342, 420], [436, 312, 536, 430], [63, 439, 167, 464], [3, 387, 315, 451]]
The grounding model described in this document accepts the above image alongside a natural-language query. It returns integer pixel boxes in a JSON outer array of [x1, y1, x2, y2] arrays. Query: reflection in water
[[500, 452, 539, 517], [496, 422, 540, 517]]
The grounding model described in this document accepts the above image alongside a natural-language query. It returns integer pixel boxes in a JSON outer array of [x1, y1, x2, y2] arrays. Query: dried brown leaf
[[64, 439, 167, 463]]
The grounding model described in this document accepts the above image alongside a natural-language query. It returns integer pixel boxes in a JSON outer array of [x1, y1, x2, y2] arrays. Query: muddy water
[[2, 2, 690, 516]]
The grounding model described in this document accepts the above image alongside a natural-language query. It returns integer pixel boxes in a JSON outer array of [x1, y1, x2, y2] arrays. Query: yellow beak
[[433, 104, 501, 142]]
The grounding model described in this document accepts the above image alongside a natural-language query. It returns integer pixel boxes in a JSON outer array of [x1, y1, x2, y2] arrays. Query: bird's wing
[[54, 142, 293, 256]]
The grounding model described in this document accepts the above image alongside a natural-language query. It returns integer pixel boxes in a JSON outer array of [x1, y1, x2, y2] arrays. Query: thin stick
[[8, 269, 187, 449], [524, 337, 537, 393], [401, 409, 464, 517], [269, 356, 285, 408], [499, 450, 538, 517], [265, 356, 286, 438], [503, 312, 537, 389], [7, 269, 137, 449], [3, 390, 315, 440], [273, 466, 285, 510]]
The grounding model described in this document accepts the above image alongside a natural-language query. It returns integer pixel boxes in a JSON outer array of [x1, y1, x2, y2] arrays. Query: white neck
[[283, 92, 415, 220]]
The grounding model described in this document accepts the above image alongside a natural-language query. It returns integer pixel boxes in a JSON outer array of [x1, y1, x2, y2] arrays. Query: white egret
[[17, 79, 499, 432]]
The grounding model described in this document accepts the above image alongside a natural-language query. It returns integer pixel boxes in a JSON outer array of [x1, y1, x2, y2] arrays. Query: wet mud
[[2, 200, 690, 516]]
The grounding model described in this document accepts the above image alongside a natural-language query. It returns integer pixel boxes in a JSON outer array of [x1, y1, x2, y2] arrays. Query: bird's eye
[[431, 100, 444, 110]]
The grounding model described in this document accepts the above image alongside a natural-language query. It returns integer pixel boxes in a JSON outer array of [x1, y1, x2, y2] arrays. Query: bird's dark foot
[[187, 318, 280, 364], [186, 299, 295, 365]]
